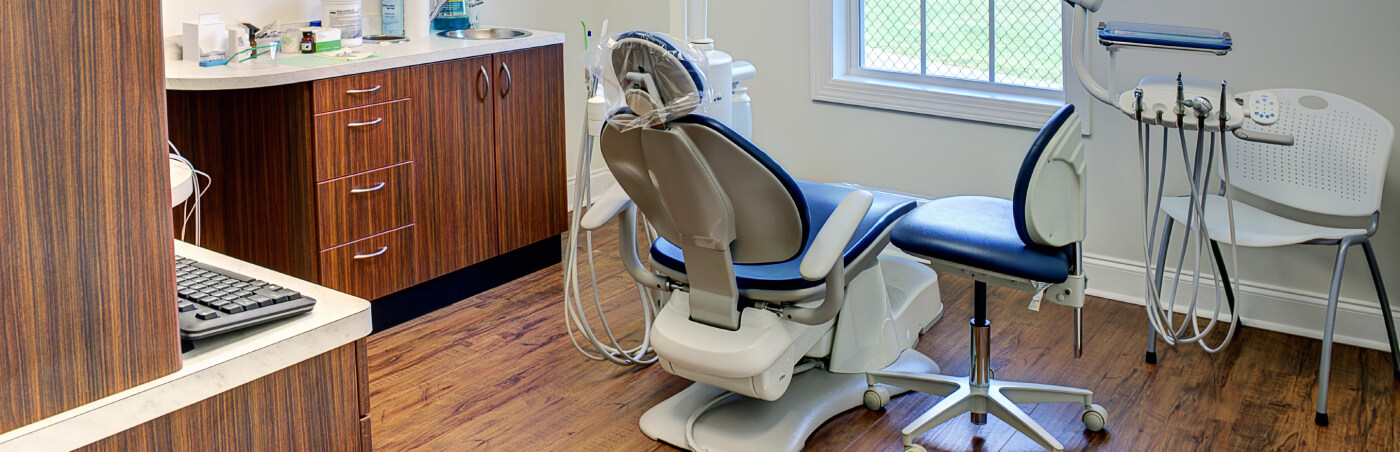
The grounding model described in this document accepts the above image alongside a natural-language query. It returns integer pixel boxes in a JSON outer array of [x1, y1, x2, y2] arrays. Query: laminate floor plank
[[368, 222, 1400, 451]]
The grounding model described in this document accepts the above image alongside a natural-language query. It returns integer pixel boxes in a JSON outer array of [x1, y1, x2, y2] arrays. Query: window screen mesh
[[861, 0, 1063, 90]]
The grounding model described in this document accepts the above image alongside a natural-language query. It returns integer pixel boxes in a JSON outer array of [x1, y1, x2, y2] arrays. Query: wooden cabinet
[[415, 56, 501, 281], [414, 45, 567, 280], [79, 341, 371, 452], [0, 0, 182, 434], [492, 46, 568, 254], [168, 44, 566, 302]]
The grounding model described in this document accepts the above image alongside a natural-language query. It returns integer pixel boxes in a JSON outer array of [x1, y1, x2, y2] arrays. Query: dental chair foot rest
[[640, 350, 939, 452]]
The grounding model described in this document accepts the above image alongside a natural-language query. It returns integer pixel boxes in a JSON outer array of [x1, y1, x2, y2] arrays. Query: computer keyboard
[[175, 257, 316, 340]]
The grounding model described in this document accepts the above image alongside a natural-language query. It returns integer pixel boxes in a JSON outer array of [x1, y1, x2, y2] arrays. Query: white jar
[[322, 0, 363, 47]]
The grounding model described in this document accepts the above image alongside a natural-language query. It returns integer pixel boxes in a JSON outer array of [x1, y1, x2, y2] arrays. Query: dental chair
[[869, 105, 1108, 452], [582, 31, 945, 451]]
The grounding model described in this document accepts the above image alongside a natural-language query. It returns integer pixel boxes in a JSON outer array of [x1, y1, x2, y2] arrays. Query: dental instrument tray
[[1098, 21, 1231, 55]]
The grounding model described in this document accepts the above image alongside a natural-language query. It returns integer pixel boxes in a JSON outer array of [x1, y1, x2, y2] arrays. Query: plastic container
[[432, 0, 469, 31], [381, 0, 404, 36], [322, 0, 363, 47]]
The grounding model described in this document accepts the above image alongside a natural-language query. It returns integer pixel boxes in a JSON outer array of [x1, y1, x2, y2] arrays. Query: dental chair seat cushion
[[650, 181, 918, 291], [892, 196, 1071, 283]]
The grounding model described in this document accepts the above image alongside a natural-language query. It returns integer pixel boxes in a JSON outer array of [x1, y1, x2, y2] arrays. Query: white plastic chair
[[1154, 89, 1398, 426]]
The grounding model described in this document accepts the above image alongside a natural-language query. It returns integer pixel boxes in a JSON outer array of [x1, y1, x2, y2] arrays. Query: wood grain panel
[[167, 84, 321, 281], [368, 220, 1400, 451], [413, 57, 502, 282], [80, 341, 365, 452], [319, 225, 417, 300], [313, 67, 416, 114], [492, 45, 567, 254], [316, 162, 416, 249], [313, 99, 414, 181], [0, 0, 182, 433]]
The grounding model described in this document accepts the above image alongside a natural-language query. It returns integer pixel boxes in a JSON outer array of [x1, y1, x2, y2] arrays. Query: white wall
[[162, 1, 321, 34]]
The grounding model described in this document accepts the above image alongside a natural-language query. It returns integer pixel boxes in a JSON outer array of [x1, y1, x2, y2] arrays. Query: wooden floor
[[367, 223, 1399, 451]]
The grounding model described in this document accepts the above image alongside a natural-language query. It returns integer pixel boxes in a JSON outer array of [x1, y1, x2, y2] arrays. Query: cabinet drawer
[[319, 225, 417, 300], [314, 100, 413, 181], [316, 162, 415, 249], [313, 68, 414, 113]]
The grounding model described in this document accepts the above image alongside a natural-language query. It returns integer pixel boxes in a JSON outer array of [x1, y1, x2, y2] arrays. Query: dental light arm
[[1064, 0, 1114, 106]]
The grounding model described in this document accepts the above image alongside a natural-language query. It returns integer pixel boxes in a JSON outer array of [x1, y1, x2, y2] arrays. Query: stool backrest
[[1014, 105, 1087, 248], [1231, 89, 1395, 217]]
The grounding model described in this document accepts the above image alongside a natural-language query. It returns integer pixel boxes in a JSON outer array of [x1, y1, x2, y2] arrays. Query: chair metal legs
[[1360, 241, 1400, 382], [1146, 219, 1174, 364], [1315, 239, 1352, 426]]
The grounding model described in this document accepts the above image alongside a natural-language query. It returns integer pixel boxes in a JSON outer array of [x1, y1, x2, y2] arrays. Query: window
[[811, 0, 1074, 129]]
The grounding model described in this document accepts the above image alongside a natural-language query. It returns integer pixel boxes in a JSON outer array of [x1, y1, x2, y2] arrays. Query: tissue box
[[299, 27, 342, 53], [182, 13, 228, 65]]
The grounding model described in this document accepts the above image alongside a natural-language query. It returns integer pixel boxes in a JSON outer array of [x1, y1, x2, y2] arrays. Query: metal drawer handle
[[499, 62, 512, 97], [353, 246, 389, 260], [347, 117, 384, 127], [478, 66, 490, 102], [349, 182, 386, 194], [346, 85, 382, 94]]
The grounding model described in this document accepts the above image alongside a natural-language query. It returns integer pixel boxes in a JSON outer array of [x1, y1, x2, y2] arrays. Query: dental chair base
[[641, 254, 945, 451], [641, 349, 939, 452]]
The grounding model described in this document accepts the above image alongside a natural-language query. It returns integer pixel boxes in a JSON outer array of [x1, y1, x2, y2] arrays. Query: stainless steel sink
[[438, 28, 533, 40]]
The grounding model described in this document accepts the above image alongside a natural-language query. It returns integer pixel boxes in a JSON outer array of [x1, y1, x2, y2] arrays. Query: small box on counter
[[299, 27, 342, 53]]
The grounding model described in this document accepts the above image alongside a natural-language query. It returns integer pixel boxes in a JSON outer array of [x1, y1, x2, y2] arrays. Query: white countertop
[[0, 241, 373, 452], [166, 29, 565, 91]]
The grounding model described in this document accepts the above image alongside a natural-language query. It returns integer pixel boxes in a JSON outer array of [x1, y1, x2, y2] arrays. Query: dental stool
[[868, 105, 1107, 452], [583, 31, 946, 451]]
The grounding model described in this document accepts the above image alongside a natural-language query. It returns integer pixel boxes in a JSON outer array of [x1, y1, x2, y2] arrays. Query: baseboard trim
[[1083, 253, 1397, 352], [566, 168, 616, 212]]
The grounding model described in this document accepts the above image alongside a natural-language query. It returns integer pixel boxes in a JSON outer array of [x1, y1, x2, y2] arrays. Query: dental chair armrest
[[581, 184, 634, 230], [798, 190, 874, 281]]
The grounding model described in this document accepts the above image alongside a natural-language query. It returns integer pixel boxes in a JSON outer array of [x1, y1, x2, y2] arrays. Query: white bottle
[[381, 0, 404, 36], [322, 0, 363, 47]]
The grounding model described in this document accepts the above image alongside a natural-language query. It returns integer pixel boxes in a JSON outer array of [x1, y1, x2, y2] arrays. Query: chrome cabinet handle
[[347, 117, 384, 127], [478, 66, 490, 102], [353, 246, 389, 260], [499, 62, 512, 97], [349, 182, 387, 194], [346, 85, 382, 94]]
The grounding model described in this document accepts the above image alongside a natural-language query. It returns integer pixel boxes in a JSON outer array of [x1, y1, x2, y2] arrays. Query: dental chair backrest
[[1014, 104, 1087, 248], [599, 32, 810, 330]]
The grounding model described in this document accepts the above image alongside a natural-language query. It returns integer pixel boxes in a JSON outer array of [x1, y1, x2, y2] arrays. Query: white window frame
[[811, 0, 1087, 130]]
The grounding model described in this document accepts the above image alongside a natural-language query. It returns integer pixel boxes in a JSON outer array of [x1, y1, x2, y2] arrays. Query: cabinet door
[[415, 57, 501, 281], [492, 45, 567, 254]]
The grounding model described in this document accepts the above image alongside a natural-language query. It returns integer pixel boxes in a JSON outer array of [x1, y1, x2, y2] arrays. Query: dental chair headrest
[[586, 31, 712, 130]]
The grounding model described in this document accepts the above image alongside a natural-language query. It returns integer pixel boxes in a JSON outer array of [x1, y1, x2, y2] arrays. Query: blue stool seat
[[892, 196, 1071, 283], [650, 181, 917, 291]]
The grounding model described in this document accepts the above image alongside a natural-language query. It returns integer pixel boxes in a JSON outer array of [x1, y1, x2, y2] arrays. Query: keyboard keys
[[178, 302, 197, 312], [196, 311, 220, 320]]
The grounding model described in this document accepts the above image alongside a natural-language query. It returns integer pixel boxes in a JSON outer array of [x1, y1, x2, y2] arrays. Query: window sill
[[811, 74, 1065, 130]]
